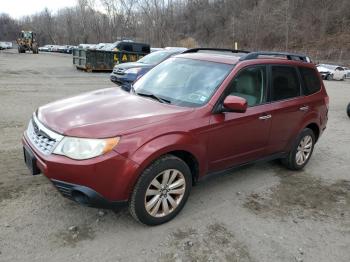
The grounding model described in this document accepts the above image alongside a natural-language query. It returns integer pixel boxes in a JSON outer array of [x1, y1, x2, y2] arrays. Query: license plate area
[[23, 146, 41, 175]]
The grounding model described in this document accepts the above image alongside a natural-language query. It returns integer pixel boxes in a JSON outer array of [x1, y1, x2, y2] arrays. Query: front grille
[[26, 114, 63, 155]]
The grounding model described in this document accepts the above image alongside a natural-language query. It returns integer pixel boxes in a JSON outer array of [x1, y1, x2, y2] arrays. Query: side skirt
[[199, 152, 287, 182]]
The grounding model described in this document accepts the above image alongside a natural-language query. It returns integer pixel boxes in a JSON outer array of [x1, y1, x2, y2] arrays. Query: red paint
[[23, 54, 328, 202]]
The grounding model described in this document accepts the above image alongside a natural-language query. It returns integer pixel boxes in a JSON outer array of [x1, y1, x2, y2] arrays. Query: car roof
[[175, 53, 241, 65], [176, 50, 314, 67]]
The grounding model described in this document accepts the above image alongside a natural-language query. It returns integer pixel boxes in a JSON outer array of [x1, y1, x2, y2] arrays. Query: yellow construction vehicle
[[16, 31, 39, 54]]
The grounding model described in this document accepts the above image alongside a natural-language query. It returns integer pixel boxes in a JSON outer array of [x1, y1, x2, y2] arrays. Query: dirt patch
[[52, 225, 95, 248], [159, 223, 253, 262], [244, 171, 350, 221]]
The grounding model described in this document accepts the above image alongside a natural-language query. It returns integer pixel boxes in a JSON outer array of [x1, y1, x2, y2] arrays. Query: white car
[[317, 64, 348, 80], [0, 42, 7, 50], [38, 45, 54, 52], [78, 44, 98, 50]]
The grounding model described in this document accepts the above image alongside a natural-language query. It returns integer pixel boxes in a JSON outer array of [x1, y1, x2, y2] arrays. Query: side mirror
[[223, 95, 247, 113]]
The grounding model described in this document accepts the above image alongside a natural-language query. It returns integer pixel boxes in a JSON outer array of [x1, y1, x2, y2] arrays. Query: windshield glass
[[133, 57, 233, 107], [138, 51, 174, 65], [22, 32, 32, 39]]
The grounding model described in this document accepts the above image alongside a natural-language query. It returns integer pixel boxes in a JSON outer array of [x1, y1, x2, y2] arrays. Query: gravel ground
[[0, 49, 349, 262]]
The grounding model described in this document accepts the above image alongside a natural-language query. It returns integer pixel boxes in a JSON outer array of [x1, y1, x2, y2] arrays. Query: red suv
[[22, 48, 329, 225]]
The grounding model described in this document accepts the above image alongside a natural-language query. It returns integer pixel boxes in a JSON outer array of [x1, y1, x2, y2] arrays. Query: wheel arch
[[305, 122, 320, 142], [126, 133, 206, 193]]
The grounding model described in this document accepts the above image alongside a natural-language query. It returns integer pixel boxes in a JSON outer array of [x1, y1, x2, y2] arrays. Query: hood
[[37, 88, 192, 138], [115, 62, 152, 70]]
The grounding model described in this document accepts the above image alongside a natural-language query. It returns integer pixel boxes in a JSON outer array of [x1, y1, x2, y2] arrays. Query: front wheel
[[282, 128, 315, 170], [129, 155, 192, 226]]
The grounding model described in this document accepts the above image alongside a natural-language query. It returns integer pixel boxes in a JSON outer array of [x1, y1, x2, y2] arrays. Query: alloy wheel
[[296, 135, 313, 166], [144, 169, 186, 218]]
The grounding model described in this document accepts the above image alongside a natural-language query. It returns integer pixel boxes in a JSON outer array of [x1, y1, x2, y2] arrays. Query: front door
[[207, 65, 272, 172]]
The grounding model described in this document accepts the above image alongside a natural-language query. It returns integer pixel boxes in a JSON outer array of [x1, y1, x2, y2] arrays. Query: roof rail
[[239, 51, 311, 62], [183, 48, 250, 54]]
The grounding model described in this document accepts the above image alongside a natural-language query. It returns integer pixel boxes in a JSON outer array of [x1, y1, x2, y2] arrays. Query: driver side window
[[227, 66, 267, 107]]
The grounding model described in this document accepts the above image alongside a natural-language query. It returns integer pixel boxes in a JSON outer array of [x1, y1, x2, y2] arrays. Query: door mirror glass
[[223, 95, 247, 113]]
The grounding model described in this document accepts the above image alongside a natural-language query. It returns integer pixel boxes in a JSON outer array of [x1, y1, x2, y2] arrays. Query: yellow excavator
[[17, 31, 39, 54]]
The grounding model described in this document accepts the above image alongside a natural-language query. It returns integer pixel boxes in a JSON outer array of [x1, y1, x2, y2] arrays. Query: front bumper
[[22, 134, 140, 207], [51, 179, 127, 208]]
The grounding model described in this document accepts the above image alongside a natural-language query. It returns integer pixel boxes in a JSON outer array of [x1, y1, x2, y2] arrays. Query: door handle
[[299, 106, 309, 112], [259, 114, 272, 120]]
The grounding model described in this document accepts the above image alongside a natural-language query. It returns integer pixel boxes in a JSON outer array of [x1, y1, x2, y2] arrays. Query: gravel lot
[[0, 49, 349, 262]]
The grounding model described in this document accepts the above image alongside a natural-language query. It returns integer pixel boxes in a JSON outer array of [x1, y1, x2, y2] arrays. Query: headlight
[[125, 68, 142, 74], [53, 137, 120, 160]]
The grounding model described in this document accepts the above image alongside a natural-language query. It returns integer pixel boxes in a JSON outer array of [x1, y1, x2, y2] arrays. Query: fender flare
[[125, 132, 207, 191], [285, 111, 320, 152]]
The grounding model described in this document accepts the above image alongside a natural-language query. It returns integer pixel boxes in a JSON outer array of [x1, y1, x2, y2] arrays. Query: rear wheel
[[282, 128, 315, 170], [129, 155, 192, 226]]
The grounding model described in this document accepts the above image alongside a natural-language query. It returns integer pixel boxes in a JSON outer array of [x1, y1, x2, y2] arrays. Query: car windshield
[[133, 57, 233, 107], [22, 32, 32, 38], [138, 51, 174, 65]]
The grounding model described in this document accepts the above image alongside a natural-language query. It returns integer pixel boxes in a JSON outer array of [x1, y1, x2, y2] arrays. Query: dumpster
[[73, 41, 150, 72]]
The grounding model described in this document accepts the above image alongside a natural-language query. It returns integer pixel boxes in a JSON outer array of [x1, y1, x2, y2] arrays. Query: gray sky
[[1, 0, 77, 18]]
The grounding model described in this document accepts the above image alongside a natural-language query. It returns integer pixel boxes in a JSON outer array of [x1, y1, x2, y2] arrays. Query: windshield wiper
[[136, 91, 171, 104]]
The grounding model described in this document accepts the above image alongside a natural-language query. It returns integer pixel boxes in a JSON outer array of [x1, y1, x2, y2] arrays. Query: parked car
[[317, 64, 348, 80], [344, 67, 350, 79], [6, 42, 12, 49], [22, 49, 328, 225], [0, 42, 6, 50], [58, 45, 76, 54], [38, 45, 52, 52], [110, 49, 186, 91], [89, 43, 109, 50], [78, 44, 96, 50]]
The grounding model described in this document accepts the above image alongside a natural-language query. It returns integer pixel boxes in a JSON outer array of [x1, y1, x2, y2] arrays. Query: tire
[[129, 155, 192, 226], [326, 74, 333, 81], [347, 103, 350, 118], [282, 128, 315, 170]]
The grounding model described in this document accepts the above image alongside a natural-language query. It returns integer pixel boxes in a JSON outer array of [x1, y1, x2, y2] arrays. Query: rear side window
[[299, 67, 321, 95], [271, 66, 300, 101]]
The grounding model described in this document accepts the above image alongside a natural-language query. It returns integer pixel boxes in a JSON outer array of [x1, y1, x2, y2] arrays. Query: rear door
[[265, 65, 307, 154]]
